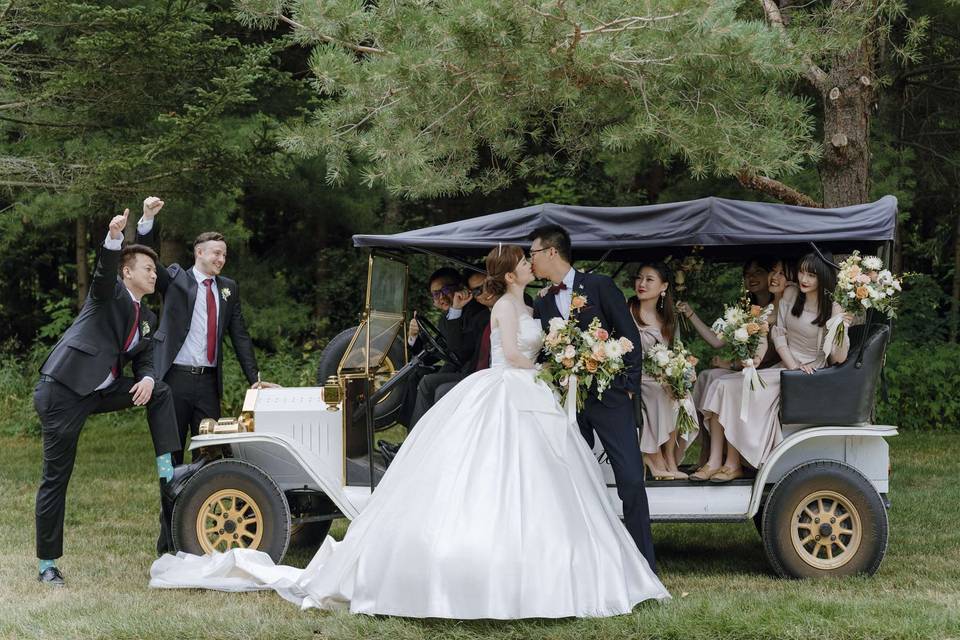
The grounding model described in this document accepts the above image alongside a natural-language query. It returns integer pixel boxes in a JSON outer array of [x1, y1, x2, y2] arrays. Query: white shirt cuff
[[103, 233, 122, 251], [137, 218, 154, 235], [140, 376, 154, 384], [446, 308, 463, 320]]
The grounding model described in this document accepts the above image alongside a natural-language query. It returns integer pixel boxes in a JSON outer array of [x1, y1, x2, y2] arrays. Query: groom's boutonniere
[[141, 321, 151, 337], [570, 294, 588, 312], [221, 287, 231, 302]]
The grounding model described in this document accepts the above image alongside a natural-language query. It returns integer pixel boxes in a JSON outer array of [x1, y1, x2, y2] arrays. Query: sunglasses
[[430, 285, 459, 300], [469, 285, 484, 297]]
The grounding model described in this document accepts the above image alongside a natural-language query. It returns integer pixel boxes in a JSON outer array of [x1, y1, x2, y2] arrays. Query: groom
[[529, 224, 656, 572]]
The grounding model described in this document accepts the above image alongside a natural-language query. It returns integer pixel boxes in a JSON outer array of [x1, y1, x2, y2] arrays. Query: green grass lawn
[[1, 415, 959, 640]]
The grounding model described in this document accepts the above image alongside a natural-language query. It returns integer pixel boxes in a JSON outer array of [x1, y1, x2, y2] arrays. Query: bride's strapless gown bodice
[[489, 314, 544, 368], [150, 311, 668, 618]]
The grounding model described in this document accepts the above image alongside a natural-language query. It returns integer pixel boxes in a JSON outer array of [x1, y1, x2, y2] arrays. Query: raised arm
[[91, 210, 128, 301], [135, 196, 172, 293], [677, 301, 724, 349], [491, 299, 534, 369]]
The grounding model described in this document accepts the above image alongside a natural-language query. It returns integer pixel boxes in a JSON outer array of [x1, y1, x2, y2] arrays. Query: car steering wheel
[[414, 315, 463, 370]]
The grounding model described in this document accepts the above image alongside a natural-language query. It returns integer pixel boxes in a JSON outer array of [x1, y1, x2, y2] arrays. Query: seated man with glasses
[[394, 268, 490, 431]]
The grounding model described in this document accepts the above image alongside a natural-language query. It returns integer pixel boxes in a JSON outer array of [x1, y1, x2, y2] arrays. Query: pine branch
[[737, 171, 821, 208], [277, 14, 387, 56], [759, 0, 829, 91]]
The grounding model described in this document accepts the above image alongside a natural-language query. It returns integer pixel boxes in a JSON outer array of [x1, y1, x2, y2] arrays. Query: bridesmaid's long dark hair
[[792, 253, 837, 327], [628, 261, 676, 344]]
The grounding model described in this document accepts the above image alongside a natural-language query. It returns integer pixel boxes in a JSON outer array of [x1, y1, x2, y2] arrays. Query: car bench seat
[[780, 323, 891, 427]]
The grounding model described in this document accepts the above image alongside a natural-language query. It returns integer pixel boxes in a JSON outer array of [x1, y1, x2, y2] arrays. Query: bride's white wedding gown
[[150, 313, 669, 618]]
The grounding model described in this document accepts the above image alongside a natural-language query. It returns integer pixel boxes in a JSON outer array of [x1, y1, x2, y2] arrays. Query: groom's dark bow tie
[[547, 282, 568, 295]]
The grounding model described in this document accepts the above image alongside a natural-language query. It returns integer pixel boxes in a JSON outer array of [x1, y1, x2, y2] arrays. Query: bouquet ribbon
[[739, 359, 762, 423], [823, 314, 845, 358]]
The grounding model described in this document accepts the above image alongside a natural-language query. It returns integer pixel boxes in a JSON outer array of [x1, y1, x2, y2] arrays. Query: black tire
[[172, 459, 291, 563], [289, 519, 333, 549], [761, 461, 888, 578], [317, 326, 406, 430]]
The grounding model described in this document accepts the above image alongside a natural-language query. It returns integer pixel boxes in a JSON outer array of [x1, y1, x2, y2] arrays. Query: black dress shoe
[[37, 566, 65, 587]]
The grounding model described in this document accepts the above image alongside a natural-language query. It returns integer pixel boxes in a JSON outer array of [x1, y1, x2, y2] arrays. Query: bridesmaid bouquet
[[643, 340, 699, 436], [710, 298, 774, 392], [831, 251, 902, 347], [538, 297, 635, 412]]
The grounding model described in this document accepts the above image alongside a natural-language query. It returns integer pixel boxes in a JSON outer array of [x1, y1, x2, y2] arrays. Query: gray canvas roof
[[353, 195, 897, 259]]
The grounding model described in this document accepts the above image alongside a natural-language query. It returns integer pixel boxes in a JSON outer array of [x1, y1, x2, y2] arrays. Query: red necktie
[[474, 323, 492, 372], [548, 282, 568, 295], [112, 301, 140, 378], [203, 278, 217, 364]]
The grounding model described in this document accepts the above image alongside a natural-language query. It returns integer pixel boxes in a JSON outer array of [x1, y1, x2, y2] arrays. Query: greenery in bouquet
[[832, 251, 903, 346], [643, 340, 699, 436], [537, 295, 635, 411], [710, 295, 773, 389]]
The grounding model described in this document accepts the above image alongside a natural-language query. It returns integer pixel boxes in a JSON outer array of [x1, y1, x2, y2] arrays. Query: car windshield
[[339, 254, 407, 373]]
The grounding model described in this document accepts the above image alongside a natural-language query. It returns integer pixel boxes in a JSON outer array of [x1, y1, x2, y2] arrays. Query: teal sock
[[156, 453, 174, 482], [39, 559, 56, 573]]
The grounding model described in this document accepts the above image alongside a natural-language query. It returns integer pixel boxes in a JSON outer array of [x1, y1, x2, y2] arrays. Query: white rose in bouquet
[[734, 327, 750, 342], [548, 317, 566, 333]]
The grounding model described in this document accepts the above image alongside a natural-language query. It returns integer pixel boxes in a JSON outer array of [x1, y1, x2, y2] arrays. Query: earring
[[658, 291, 666, 310]]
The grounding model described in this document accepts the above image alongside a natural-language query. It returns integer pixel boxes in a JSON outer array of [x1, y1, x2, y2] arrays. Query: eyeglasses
[[430, 284, 459, 300], [469, 285, 484, 297], [528, 247, 551, 258]]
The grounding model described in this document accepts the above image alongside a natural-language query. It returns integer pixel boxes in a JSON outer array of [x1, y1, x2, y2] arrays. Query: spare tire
[[317, 326, 406, 430]]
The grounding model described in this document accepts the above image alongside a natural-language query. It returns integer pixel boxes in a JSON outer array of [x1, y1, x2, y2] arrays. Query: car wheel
[[172, 459, 291, 563], [289, 519, 333, 549], [761, 460, 888, 578], [317, 326, 405, 430]]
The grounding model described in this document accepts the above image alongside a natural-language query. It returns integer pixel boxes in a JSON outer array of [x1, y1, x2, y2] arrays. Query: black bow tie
[[548, 282, 568, 295]]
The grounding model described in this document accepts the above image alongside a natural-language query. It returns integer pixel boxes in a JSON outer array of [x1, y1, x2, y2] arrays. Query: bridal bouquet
[[831, 251, 902, 347], [537, 297, 635, 412], [643, 340, 699, 436], [711, 298, 773, 421]]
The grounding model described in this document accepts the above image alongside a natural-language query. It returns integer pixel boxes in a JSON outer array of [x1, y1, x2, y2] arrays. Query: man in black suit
[[406, 269, 491, 429], [34, 209, 181, 586], [528, 224, 657, 573], [134, 197, 275, 469]]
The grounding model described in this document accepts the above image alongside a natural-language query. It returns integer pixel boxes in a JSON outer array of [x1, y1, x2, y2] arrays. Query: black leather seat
[[780, 323, 890, 426]]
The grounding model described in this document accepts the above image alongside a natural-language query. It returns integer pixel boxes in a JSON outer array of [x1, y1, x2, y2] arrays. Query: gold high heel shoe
[[643, 458, 674, 481]]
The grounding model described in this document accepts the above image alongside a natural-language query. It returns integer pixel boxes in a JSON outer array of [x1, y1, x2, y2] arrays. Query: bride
[[150, 244, 669, 619]]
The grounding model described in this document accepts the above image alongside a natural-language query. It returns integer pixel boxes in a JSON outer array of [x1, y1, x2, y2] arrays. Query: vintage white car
[[168, 195, 898, 579]]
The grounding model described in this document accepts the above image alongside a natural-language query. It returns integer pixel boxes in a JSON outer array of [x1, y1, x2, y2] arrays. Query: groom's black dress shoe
[[37, 567, 65, 587], [157, 459, 208, 555]]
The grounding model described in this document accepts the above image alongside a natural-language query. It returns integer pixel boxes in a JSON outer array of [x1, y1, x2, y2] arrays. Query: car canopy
[[353, 195, 897, 261]]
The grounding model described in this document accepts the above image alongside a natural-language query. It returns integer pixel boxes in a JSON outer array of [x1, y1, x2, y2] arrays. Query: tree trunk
[[818, 51, 873, 208], [160, 236, 182, 266], [75, 216, 89, 308], [951, 212, 960, 343]]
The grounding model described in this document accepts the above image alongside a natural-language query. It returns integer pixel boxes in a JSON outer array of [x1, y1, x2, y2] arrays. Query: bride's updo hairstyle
[[484, 244, 525, 297]]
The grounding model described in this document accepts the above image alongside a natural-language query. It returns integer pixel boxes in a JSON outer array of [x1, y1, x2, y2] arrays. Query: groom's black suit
[[533, 270, 656, 572], [35, 246, 180, 559]]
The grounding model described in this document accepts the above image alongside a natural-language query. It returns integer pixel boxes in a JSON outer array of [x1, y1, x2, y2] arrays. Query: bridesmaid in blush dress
[[628, 263, 698, 481]]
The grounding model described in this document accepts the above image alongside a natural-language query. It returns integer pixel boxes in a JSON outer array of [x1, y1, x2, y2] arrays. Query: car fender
[[748, 425, 898, 518], [189, 433, 361, 519]]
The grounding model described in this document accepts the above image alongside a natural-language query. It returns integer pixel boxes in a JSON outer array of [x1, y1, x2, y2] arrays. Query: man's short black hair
[[528, 224, 572, 263], [119, 244, 158, 275], [428, 267, 462, 289], [463, 264, 486, 284]]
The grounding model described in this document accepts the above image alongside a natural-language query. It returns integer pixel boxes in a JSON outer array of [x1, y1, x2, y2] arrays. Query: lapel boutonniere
[[221, 287, 231, 302], [141, 321, 151, 337], [570, 294, 588, 312]]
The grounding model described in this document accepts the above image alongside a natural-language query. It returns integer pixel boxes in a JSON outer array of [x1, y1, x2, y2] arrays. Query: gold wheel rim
[[195, 488, 264, 553], [790, 490, 862, 570]]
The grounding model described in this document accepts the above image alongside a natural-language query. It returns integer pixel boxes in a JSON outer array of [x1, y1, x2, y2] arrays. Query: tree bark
[[818, 53, 873, 207], [951, 212, 960, 343], [75, 216, 89, 308]]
